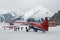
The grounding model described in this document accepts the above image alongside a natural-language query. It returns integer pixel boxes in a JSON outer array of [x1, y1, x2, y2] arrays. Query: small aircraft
[[2, 17, 56, 33]]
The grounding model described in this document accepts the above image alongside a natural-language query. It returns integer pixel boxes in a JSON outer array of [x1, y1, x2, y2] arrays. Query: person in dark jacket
[[26, 27, 28, 32], [21, 27, 23, 30], [17, 27, 20, 31]]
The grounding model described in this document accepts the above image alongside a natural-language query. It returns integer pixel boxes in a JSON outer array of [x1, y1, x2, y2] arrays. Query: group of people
[[14, 27, 23, 31], [13, 27, 28, 31]]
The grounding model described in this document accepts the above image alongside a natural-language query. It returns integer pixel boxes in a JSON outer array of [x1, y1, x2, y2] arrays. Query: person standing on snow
[[17, 27, 20, 31], [21, 27, 23, 30]]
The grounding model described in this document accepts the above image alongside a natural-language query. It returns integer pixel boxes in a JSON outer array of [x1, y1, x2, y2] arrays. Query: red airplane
[[2, 17, 56, 33]]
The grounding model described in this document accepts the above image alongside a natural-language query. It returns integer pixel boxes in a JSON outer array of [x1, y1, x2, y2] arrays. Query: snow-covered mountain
[[23, 6, 55, 21], [0, 6, 55, 22], [0, 13, 15, 22]]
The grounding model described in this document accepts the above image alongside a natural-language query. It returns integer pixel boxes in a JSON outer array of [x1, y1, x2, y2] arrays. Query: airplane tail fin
[[42, 17, 49, 31]]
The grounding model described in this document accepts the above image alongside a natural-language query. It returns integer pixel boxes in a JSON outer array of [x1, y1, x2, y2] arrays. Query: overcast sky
[[0, 0, 60, 13]]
